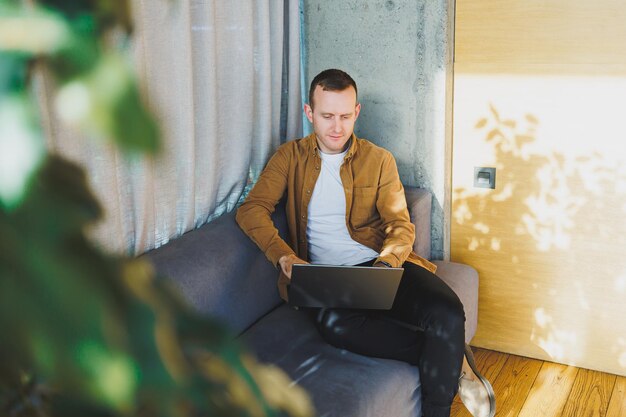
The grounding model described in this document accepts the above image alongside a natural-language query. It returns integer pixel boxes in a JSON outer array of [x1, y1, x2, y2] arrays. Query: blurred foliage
[[0, 1, 313, 417]]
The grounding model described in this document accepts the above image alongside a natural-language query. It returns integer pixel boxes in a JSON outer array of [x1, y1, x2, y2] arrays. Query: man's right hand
[[278, 254, 308, 279]]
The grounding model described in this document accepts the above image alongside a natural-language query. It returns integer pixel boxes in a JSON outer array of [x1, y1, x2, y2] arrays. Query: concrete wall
[[302, 0, 453, 259]]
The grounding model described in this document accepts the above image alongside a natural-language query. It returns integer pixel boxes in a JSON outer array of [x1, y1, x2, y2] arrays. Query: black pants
[[307, 260, 465, 417]]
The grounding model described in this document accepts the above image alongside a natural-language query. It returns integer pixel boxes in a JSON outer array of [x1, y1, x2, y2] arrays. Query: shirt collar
[[308, 132, 359, 160]]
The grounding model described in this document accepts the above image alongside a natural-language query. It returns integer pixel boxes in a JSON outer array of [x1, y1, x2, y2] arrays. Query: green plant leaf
[[0, 93, 45, 210], [0, 2, 309, 416], [0, 5, 71, 55], [54, 53, 160, 154], [0, 51, 28, 93]]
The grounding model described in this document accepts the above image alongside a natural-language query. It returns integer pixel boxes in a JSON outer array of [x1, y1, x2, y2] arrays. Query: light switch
[[474, 167, 496, 189]]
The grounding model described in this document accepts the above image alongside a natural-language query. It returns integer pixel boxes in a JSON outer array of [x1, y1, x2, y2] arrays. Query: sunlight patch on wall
[[453, 72, 626, 253], [616, 274, 626, 293], [472, 222, 489, 234], [613, 338, 626, 371], [454, 72, 626, 160], [531, 308, 582, 364], [452, 71, 626, 375]]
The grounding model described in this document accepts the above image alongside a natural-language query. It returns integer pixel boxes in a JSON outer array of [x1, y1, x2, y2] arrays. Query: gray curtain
[[38, 0, 302, 255]]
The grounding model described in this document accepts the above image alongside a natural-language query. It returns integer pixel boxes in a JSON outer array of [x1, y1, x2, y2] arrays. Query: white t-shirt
[[306, 150, 379, 265]]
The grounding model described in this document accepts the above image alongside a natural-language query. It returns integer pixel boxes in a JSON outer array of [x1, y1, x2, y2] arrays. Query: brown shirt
[[236, 133, 436, 300]]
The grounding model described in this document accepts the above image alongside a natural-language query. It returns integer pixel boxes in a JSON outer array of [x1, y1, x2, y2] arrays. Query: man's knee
[[428, 290, 466, 331]]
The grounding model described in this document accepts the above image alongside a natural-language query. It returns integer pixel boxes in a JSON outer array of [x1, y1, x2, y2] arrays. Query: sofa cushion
[[144, 205, 288, 334], [242, 304, 422, 417]]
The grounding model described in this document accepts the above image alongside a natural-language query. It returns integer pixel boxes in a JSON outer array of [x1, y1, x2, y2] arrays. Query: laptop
[[287, 264, 404, 310]]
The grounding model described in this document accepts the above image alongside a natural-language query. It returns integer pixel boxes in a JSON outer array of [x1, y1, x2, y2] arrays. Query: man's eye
[[323, 115, 332, 119], [342, 116, 350, 120]]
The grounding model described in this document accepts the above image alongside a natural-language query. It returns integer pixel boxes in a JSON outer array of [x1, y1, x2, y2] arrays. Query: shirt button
[[307, 189, 311, 194], [315, 166, 320, 170], [301, 214, 306, 219]]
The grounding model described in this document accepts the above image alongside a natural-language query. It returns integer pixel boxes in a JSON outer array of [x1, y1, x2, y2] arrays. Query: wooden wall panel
[[456, 0, 626, 67], [453, 0, 626, 376]]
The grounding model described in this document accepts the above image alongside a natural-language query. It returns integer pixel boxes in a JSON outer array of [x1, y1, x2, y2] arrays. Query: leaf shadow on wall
[[453, 104, 626, 372]]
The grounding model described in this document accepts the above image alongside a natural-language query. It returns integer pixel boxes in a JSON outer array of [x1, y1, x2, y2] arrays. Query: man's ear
[[304, 103, 314, 124], [354, 102, 361, 120]]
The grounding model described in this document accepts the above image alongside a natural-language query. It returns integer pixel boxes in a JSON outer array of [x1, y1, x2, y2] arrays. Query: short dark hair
[[308, 69, 358, 108]]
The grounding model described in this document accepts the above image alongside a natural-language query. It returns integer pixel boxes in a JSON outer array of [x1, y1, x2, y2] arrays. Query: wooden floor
[[451, 348, 626, 417]]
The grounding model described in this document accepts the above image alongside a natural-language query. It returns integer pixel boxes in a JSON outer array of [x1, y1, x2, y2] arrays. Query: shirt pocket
[[351, 186, 378, 228]]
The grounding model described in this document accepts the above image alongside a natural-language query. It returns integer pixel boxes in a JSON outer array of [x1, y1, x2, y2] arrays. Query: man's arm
[[235, 146, 306, 276], [374, 152, 416, 268]]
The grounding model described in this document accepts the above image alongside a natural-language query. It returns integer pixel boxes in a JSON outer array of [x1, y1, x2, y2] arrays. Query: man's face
[[304, 85, 361, 154]]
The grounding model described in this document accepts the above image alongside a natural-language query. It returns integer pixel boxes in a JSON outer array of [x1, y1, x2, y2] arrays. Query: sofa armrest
[[403, 186, 432, 260], [404, 187, 479, 343]]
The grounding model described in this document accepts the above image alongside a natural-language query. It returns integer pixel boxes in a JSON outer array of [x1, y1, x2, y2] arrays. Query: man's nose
[[332, 117, 342, 132]]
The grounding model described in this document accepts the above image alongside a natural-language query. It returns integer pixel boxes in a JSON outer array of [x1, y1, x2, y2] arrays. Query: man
[[236, 69, 494, 417]]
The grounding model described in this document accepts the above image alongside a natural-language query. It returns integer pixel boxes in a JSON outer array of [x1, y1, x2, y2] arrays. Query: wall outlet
[[474, 167, 496, 189]]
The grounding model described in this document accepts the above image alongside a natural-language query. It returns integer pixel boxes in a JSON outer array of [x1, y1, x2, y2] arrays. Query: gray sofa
[[145, 187, 478, 417]]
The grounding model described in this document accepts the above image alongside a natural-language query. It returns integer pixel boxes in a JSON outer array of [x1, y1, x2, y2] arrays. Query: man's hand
[[278, 254, 308, 279]]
